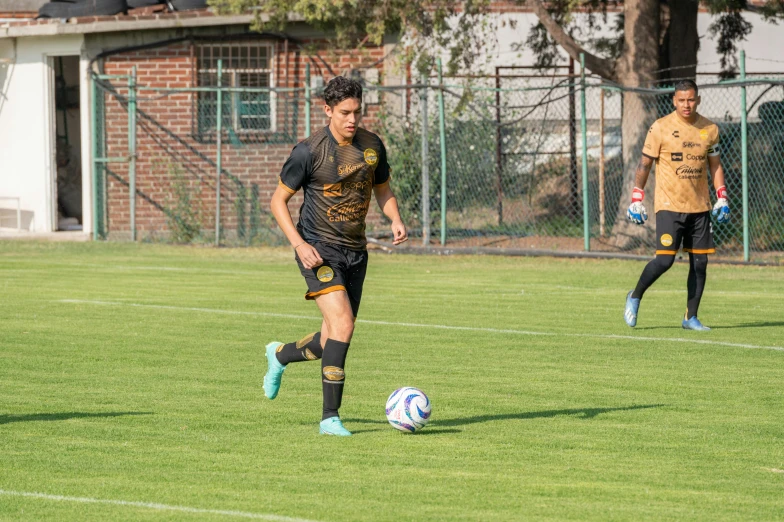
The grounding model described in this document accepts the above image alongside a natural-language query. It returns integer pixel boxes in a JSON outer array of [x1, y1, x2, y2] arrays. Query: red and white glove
[[626, 187, 648, 225], [712, 185, 730, 224]]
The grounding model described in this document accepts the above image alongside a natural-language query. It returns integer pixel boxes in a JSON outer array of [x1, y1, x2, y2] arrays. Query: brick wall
[[100, 38, 388, 242]]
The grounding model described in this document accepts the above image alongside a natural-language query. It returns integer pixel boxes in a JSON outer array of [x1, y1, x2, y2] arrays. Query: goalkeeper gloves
[[626, 187, 648, 225], [712, 185, 730, 224]]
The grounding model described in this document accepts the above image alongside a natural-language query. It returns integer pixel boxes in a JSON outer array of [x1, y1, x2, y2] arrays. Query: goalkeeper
[[624, 80, 729, 331]]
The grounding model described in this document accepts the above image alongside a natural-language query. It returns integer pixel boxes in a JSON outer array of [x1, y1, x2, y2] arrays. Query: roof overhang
[[0, 11, 294, 39]]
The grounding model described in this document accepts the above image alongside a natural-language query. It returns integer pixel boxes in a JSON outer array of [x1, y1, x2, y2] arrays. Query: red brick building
[[0, 7, 400, 239]]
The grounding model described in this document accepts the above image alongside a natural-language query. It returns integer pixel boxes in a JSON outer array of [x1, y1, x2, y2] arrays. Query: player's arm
[[373, 182, 408, 245], [627, 155, 655, 225], [708, 153, 730, 224], [627, 121, 660, 225], [271, 144, 323, 268], [270, 185, 323, 269]]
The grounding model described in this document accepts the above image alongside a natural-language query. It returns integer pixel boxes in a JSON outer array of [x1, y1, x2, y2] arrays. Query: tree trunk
[[609, 0, 661, 250], [663, 0, 700, 83]]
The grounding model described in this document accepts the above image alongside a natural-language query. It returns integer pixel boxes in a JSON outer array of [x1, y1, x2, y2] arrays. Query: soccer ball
[[385, 387, 431, 433]]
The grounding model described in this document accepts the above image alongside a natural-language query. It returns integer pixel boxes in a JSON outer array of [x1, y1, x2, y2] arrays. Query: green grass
[[1, 241, 783, 521]]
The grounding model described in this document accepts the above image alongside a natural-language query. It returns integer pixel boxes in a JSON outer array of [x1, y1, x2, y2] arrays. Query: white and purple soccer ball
[[385, 387, 431, 433]]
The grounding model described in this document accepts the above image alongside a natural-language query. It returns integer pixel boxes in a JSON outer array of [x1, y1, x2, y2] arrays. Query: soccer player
[[265, 76, 408, 436], [624, 79, 730, 331]]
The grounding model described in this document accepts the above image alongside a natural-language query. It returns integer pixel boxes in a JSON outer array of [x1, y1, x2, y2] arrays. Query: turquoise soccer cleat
[[319, 416, 352, 436], [624, 290, 640, 327], [682, 316, 711, 331], [263, 342, 286, 399]]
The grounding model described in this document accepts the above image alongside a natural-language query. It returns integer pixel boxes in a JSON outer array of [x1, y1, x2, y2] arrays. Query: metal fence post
[[215, 59, 223, 246], [128, 66, 137, 242], [436, 59, 447, 246], [305, 62, 311, 138], [579, 54, 590, 251], [740, 50, 749, 262], [420, 73, 430, 246], [91, 74, 99, 241]]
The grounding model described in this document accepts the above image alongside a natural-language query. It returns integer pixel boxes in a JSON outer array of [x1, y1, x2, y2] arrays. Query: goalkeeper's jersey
[[642, 111, 720, 214], [278, 125, 391, 251]]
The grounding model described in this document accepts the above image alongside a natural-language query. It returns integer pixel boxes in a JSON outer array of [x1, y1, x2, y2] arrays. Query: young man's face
[[673, 89, 700, 120], [325, 97, 362, 142]]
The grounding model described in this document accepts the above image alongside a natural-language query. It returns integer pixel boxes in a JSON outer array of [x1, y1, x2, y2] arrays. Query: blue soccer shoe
[[263, 342, 286, 399], [624, 290, 641, 327], [319, 416, 352, 436], [682, 316, 711, 331]]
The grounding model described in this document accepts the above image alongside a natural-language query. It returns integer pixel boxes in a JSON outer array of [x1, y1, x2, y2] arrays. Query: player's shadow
[[0, 412, 153, 425], [432, 404, 664, 428], [710, 321, 784, 329], [345, 404, 662, 431]]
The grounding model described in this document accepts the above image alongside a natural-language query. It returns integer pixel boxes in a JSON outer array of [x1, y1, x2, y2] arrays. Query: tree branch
[[526, 0, 615, 80]]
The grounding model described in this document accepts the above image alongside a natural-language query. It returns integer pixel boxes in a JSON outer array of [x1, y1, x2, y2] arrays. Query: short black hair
[[323, 76, 363, 107], [673, 79, 698, 96]]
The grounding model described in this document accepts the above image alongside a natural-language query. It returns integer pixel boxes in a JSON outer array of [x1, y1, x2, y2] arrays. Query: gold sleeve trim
[[278, 180, 297, 194], [305, 285, 347, 300]]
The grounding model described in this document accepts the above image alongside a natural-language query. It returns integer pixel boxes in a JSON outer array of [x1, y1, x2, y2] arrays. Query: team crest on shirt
[[660, 234, 673, 247], [364, 148, 378, 166], [699, 129, 709, 140], [317, 266, 334, 282]]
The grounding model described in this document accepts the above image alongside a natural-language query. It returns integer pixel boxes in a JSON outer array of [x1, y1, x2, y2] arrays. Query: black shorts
[[655, 210, 715, 255], [295, 242, 369, 317]]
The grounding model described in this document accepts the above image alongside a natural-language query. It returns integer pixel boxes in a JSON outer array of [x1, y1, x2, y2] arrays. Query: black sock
[[686, 253, 708, 319], [632, 255, 675, 299], [275, 332, 323, 365], [321, 339, 350, 421]]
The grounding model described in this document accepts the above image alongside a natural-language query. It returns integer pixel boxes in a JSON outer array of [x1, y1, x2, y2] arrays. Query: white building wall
[[0, 34, 90, 233]]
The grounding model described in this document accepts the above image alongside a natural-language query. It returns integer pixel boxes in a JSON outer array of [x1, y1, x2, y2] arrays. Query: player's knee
[[329, 316, 354, 342], [653, 254, 675, 271], [691, 253, 708, 273]]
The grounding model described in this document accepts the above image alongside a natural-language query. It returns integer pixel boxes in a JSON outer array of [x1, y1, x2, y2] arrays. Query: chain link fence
[[92, 62, 784, 262]]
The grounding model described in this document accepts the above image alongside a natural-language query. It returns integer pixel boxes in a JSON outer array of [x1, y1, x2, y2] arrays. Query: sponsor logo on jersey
[[671, 152, 683, 161], [660, 234, 673, 247], [364, 148, 379, 166], [675, 164, 703, 178], [699, 129, 709, 140], [323, 366, 345, 381], [672, 130, 680, 138], [338, 162, 365, 177], [683, 141, 699, 148], [324, 183, 342, 197], [343, 180, 371, 192], [327, 200, 371, 222], [686, 153, 706, 161], [317, 266, 334, 282]]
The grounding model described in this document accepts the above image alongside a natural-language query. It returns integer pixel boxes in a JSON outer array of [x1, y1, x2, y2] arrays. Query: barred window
[[195, 43, 275, 136]]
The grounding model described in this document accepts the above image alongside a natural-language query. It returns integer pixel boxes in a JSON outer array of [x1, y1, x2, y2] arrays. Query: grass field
[[1, 241, 783, 521]]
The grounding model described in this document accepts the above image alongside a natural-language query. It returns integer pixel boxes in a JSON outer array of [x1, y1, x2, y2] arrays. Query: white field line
[[0, 489, 319, 521], [58, 299, 784, 353]]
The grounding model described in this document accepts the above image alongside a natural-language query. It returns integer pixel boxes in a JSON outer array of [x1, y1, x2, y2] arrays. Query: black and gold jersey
[[279, 125, 391, 250]]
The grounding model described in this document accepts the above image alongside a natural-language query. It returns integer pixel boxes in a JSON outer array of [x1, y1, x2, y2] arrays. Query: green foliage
[[209, 0, 493, 75], [165, 163, 204, 244]]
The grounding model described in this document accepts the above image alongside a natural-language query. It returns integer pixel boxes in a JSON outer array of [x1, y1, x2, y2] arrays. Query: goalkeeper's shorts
[[655, 210, 715, 255]]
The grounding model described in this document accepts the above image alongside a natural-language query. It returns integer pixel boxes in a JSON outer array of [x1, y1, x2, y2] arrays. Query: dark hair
[[323, 76, 363, 107], [673, 79, 698, 96]]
